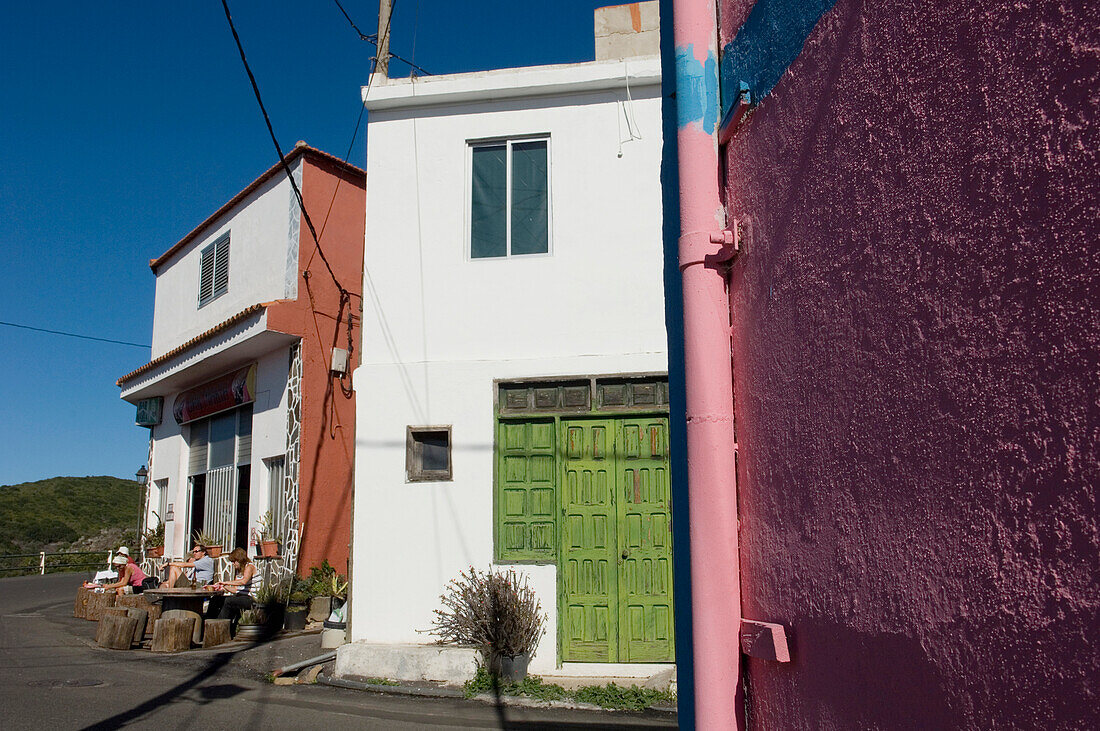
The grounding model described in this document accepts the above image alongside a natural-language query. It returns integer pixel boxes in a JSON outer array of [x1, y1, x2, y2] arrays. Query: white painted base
[[335, 641, 480, 684], [554, 662, 677, 679]]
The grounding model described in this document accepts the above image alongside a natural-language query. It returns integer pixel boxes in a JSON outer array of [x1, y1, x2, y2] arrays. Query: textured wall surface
[[720, 0, 1098, 727]]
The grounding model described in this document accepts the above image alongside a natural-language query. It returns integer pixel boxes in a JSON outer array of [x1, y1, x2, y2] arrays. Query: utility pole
[[375, 0, 391, 79]]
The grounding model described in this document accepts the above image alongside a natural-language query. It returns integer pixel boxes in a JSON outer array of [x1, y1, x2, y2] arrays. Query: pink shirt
[[127, 561, 148, 587]]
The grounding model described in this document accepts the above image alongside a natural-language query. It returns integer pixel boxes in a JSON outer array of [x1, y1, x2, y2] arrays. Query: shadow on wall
[[746, 621, 960, 728]]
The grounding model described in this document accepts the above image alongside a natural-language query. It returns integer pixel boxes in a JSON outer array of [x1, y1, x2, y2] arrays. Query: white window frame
[[465, 136, 553, 260], [198, 233, 231, 307]]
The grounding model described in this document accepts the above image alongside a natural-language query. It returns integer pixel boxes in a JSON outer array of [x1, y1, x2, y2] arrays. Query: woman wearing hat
[[93, 553, 150, 596]]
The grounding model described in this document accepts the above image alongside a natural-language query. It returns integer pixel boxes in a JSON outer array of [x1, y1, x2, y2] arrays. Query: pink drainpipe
[[672, 0, 743, 728]]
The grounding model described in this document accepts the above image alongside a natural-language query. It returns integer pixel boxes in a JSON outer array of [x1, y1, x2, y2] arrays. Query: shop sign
[[136, 397, 163, 427], [173, 364, 257, 424]]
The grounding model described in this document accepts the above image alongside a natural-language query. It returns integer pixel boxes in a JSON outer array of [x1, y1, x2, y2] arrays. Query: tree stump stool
[[97, 614, 139, 650], [96, 607, 128, 643], [85, 592, 116, 621], [150, 618, 194, 653], [123, 607, 149, 645], [74, 586, 92, 618], [118, 594, 160, 636], [161, 609, 203, 645], [201, 619, 232, 648]]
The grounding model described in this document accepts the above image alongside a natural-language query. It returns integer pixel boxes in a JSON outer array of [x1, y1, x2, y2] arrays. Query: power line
[[331, 0, 431, 76], [0, 320, 148, 349], [220, 0, 347, 299]]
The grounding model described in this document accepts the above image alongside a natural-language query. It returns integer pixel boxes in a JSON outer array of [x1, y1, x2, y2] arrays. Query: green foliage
[[572, 683, 676, 711], [0, 476, 141, 553], [304, 560, 347, 599], [238, 609, 261, 625], [362, 677, 399, 686], [143, 520, 164, 547], [462, 668, 672, 710]]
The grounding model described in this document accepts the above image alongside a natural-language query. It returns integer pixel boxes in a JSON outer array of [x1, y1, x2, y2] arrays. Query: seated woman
[[87, 554, 149, 596], [204, 548, 256, 630], [167, 545, 215, 587]]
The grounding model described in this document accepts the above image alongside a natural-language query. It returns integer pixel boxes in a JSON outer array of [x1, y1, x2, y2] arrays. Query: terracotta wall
[[268, 155, 365, 576], [719, 0, 1097, 726]]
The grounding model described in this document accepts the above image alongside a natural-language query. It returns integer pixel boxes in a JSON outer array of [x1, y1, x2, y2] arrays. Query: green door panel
[[617, 418, 675, 662], [561, 420, 617, 662], [497, 420, 557, 561]]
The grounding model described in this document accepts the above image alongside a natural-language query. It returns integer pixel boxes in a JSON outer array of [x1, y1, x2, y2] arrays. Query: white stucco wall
[[351, 60, 668, 675], [149, 162, 300, 358]]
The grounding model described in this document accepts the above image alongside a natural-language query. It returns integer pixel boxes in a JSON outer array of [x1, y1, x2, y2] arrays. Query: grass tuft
[[463, 667, 675, 710]]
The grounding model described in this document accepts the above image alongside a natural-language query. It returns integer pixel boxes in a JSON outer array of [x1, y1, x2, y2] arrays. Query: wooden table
[[142, 587, 222, 616]]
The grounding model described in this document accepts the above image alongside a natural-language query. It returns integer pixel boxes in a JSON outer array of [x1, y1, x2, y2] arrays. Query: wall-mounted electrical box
[[331, 348, 349, 375]]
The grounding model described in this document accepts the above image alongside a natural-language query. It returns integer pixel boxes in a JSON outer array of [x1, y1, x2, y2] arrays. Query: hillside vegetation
[[0, 476, 141, 555]]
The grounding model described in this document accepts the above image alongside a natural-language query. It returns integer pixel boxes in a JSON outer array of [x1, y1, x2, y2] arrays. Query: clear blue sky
[[0, 0, 614, 486]]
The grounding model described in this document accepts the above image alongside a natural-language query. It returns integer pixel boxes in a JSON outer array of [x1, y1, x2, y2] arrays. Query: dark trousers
[[206, 594, 253, 624]]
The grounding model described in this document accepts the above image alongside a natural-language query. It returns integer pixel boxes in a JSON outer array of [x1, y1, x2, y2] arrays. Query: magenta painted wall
[[719, 0, 1097, 727]]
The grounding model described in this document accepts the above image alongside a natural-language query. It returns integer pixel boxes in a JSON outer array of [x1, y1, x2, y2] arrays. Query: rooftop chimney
[[594, 2, 660, 61]]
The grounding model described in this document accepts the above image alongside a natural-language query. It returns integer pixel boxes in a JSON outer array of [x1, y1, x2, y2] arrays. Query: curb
[[318, 673, 465, 698], [318, 674, 678, 719]]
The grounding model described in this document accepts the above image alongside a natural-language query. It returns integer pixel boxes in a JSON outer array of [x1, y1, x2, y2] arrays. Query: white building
[[342, 3, 673, 681]]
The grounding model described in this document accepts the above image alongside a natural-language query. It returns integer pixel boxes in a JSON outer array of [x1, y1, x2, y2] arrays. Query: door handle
[[621, 549, 629, 560]]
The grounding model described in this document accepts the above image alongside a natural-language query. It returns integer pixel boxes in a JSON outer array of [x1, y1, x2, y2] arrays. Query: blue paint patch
[[675, 44, 719, 134], [720, 0, 838, 116]]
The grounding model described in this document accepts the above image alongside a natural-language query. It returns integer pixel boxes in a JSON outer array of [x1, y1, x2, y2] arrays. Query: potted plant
[[253, 577, 290, 638], [192, 530, 222, 558], [235, 609, 264, 641], [305, 560, 347, 622], [257, 511, 279, 557], [284, 587, 310, 631], [143, 521, 165, 558], [429, 567, 546, 682]]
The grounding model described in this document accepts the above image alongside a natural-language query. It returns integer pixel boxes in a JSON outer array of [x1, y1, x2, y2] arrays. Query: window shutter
[[213, 237, 230, 297], [237, 405, 252, 465], [188, 421, 209, 475], [496, 419, 557, 562], [198, 244, 216, 303]]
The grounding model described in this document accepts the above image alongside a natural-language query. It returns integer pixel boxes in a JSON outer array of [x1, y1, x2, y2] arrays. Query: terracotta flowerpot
[[260, 540, 279, 557], [147, 546, 164, 558], [206, 545, 222, 558]]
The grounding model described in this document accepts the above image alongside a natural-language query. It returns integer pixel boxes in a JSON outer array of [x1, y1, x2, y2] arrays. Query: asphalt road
[[0, 572, 676, 730]]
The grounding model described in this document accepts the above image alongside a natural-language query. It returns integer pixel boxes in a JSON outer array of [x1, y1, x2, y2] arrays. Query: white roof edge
[[362, 57, 661, 111]]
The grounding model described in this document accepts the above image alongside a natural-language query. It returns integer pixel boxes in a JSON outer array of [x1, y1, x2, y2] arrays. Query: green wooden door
[[618, 417, 674, 661], [561, 419, 618, 661], [560, 417, 674, 663]]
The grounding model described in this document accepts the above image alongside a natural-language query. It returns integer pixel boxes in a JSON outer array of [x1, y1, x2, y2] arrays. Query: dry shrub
[[430, 567, 546, 659]]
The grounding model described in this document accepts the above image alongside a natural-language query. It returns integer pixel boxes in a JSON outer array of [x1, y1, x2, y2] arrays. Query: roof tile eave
[[116, 304, 267, 387], [148, 144, 365, 272]]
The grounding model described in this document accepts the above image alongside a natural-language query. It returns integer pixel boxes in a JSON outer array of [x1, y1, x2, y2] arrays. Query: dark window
[[470, 139, 549, 258], [407, 426, 453, 482]]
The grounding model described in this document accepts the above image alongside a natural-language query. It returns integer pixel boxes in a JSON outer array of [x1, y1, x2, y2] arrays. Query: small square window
[[407, 426, 453, 482]]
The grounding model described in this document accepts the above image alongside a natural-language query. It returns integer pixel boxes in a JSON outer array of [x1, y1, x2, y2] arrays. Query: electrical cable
[[221, 0, 347, 300], [331, 0, 431, 76], [0, 320, 149, 349]]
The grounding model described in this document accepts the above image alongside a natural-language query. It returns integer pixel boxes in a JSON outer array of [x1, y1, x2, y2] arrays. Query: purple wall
[[720, 0, 1098, 726]]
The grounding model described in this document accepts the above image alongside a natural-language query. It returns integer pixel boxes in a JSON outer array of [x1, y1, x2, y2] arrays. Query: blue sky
[[0, 0, 613, 486]]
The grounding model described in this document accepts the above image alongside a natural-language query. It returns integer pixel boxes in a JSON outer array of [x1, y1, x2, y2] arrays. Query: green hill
[[0, 476, 142, 555]]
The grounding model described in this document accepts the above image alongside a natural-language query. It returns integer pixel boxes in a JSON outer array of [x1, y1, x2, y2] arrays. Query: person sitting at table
[[167, 544, 215, 588], [205, 548, 256, 630], [86, 554, 149, 596]]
